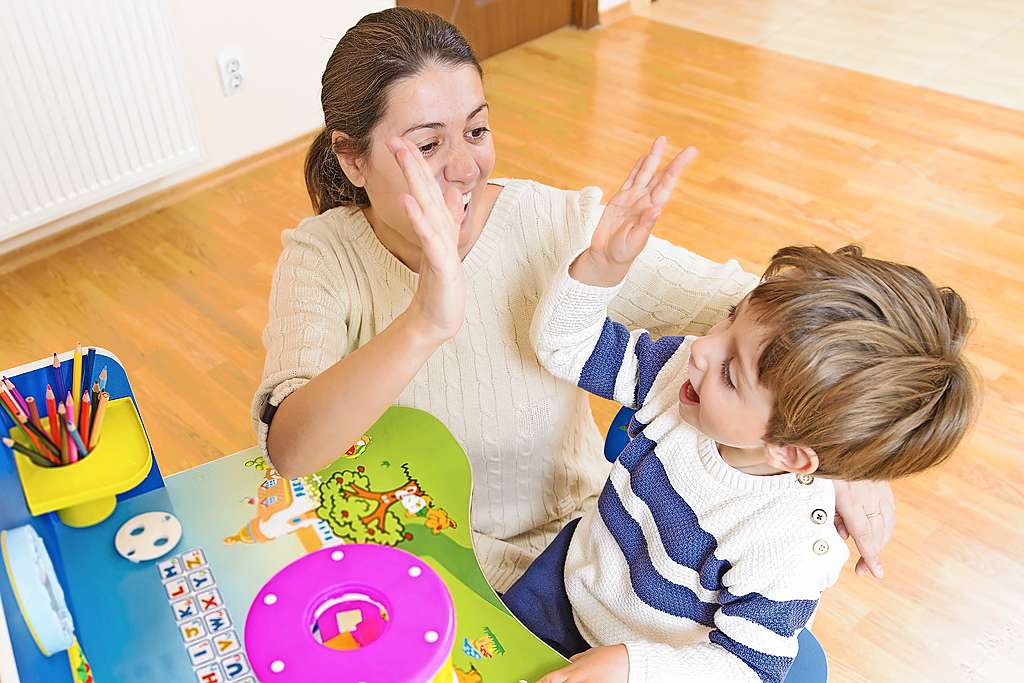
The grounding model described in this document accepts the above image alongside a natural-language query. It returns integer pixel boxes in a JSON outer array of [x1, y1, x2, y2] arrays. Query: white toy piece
[[0, 525, 75, 656], [114, 511, 182, 563]]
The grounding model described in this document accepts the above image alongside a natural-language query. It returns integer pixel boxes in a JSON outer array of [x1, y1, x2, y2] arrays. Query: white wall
[[599, 0, 629, 11], [2, 0, 393, 252]]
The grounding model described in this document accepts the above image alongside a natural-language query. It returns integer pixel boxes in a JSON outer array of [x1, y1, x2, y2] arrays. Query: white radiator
[[0, 0, 201, 241]]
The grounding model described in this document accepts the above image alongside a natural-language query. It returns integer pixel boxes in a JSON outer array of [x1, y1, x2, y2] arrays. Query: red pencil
[[79, 391, 92, 452], [46, 385, 59, 444], [2, 378, 29, 417]]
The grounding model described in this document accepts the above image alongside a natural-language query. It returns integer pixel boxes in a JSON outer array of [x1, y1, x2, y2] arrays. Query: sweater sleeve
[[570, 186, 759, 338], [623, 543, 841, 683], [530, 254, 686, 410], [251, 225, 352, 462]]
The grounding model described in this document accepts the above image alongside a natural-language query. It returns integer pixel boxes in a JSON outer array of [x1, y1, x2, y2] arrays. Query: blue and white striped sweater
[[530, 261, 847, 683]]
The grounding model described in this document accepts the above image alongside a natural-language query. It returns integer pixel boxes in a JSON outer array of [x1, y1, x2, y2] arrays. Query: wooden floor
[[638, 0, 1024, 112], [2, 16, 1021, 682]]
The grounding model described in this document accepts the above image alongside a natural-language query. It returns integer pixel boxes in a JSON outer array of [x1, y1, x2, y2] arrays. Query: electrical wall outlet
[[216, 49, 244, 96]]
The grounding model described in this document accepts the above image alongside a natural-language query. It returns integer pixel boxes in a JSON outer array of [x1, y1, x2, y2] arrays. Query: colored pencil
[[0, 381, 22, 419], [89, 391, 109, 450], [89, 381, 100, 435], [2, 378, 29, 417], [57, 404, 68, 463], [98, 366, 108, 392], [3, 437, 56, 468], [26, 396, 43, 433], [0, 392, 57, 464], [46, 385, 59, 444], [62, 409, 77, 462], [0, 394, 35, 456], [72, 343, 82, 419], [79, 391, 92, 450], [82, 347, 96, 405], [52, 354, 67, 409], [13, 412, 62, 465], [0, 387, 19, 420], [66, 420, 87, 456]]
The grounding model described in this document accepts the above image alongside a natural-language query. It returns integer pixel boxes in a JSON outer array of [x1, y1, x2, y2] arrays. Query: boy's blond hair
[[749, 245, 978, 481]]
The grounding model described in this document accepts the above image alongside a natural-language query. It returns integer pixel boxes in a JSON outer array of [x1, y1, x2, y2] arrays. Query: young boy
[[504, 148, 977, 683]]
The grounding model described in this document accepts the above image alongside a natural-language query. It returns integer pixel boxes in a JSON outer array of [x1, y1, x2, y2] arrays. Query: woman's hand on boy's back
[[833, 478, 896, 579], [389, 136, 467, 344], [536, 644, 629, 683], [571, 137, 697, 288]]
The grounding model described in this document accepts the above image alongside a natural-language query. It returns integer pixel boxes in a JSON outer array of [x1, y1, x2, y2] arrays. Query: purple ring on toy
[[244, 544, 456, 682]]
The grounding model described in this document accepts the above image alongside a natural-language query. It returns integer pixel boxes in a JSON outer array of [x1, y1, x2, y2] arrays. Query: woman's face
[[338, 62, 495, 249]]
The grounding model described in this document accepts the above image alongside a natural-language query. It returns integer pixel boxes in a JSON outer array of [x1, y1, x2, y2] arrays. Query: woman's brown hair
[[749, 245, 978, 481], [305, 7, 481, 213]]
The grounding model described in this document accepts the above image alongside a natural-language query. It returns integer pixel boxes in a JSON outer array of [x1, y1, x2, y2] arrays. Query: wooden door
[[397, 0, 593, 59]]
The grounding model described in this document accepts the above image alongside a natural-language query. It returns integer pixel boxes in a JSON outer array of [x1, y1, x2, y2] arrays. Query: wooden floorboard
[[1, 16, 1021, 682]]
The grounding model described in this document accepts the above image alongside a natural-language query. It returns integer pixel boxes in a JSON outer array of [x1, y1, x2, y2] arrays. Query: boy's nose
[[690, 339, 708, 372]]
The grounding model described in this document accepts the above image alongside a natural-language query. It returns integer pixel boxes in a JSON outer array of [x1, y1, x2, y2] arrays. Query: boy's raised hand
[[570, 137, 698, 287]]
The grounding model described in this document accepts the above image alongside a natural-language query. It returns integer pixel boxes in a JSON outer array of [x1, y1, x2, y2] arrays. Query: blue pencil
[[52, 354, 67, 405], [82, 348, 96, 403], [66, 419, 88, 455]]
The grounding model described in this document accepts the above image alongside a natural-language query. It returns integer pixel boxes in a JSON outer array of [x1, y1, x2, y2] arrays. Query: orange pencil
[[46, 385, 59, 444], [26, 397, 44, 433], [79, 391, 92, 452], [89, 391, 109, 451], [14, 412, 62, 465]]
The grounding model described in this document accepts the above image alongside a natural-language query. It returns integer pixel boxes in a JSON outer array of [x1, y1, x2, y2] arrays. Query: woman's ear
[[765, 443, 819, 475], [331, 131, 366, 188]]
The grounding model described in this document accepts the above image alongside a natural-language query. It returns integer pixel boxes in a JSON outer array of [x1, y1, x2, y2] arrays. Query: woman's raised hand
[[388, 136, 467, 343], [572, 137, 698, 287]]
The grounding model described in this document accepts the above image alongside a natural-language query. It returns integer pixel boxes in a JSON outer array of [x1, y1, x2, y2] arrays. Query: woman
[[252, 7, 893, 593]]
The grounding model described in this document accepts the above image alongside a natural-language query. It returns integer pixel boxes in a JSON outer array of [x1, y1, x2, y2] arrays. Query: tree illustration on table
[[317, 465, 428, 546]]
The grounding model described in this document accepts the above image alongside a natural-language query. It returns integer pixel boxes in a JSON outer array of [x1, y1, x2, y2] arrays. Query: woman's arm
[[260, 137, 467, 478], [266, 311, 449, 478]]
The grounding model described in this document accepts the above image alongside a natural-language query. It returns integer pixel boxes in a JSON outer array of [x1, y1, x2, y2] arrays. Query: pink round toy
[[244, 543, 456, 682]]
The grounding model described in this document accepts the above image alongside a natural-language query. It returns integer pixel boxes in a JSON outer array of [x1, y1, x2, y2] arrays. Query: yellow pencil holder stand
[[8, 397, 152, 528]]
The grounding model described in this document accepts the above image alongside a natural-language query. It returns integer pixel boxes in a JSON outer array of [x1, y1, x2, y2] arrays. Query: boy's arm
[[531, 138, 697, 407], [530, 255, 686, 409]]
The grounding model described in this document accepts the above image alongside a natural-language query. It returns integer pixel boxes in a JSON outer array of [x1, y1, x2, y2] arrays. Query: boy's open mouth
[[679, 379, 701, 405]]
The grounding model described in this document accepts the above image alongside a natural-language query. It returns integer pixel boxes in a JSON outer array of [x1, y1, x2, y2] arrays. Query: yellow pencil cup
[[8, 397, 152, 527]]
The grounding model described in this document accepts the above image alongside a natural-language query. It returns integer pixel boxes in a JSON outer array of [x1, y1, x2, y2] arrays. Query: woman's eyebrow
[[402, 121, 445, 135], [401, 103, 489, 136], [466, 102, 488, 120]]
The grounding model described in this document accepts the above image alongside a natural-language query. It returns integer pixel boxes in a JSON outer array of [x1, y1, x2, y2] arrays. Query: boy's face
[[678, 299, 775, 449]]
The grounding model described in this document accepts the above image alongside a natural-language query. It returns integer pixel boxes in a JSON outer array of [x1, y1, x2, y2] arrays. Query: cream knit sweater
[[253, 179, 757, 592]]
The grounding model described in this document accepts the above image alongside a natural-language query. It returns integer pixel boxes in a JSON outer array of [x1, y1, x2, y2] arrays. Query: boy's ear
[[331, 131, 366, 188], [765, 443, 819, 475]]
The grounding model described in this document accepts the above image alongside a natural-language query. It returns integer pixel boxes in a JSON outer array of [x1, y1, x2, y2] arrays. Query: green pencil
[[3, 437, 56, 468]]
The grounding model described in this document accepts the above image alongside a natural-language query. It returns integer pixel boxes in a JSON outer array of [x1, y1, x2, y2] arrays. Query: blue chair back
[[603, 406, 828, 682]]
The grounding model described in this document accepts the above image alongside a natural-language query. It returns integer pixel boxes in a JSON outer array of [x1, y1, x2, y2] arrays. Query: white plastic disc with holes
[[114, 512, 182, 563]]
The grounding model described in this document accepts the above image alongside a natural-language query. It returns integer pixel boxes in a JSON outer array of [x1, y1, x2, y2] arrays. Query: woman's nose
[[444, 145, 476, 185]]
